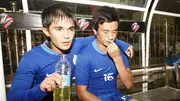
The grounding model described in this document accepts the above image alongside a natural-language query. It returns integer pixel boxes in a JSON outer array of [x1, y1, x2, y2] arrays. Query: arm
[[114, 58, 133, 89], [114, 39, 130, 52], [7, 57, 47, 101], [7, 57, 62, 101], [115, 39, 134, 58], [107, 42, 134, 89], [73, 36, 133, 57], [77, 85, 101, 101], [75, 55, 101, 101]]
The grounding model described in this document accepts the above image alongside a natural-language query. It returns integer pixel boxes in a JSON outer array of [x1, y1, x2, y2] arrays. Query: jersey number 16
[[104, 73, 114, 81]]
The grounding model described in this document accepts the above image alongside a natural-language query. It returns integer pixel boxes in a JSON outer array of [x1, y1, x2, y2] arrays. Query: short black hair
[[41, 4, 75, 28], [92, 6, 119, 31]]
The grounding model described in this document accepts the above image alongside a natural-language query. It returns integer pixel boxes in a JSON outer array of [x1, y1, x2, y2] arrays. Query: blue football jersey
[[76, 40, 129, 97]]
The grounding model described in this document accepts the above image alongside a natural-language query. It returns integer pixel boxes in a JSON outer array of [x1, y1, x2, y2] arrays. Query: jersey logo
[[121, 95, 128, 101], [46, 73, 52, 77], [94, 68, 103, 72]]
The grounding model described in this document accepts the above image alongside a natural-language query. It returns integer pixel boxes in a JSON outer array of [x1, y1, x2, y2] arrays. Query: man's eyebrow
[[54, 26, 63, 29], [54, 25, 75, 29], [103, 29, 109, 31], [103, 29, 118, 31], [113, 28, 118, 31], [69, 26, 75, 29]]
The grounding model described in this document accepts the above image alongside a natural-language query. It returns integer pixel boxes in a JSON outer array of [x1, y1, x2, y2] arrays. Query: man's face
[[96, 21, 118, 47], [43, 17, 75, 53]]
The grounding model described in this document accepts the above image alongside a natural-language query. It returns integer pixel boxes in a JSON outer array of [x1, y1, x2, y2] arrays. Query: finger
[[127, 50, 133, 58], [130, 53, 132, 58], [41, 82, 52, 92], [49, 77, 62, 88], [107, 45, 113, 54], [110, 43, 119, 52], [40, 78, 51, 92], [107, 43, 118, 53], [110, 41, 116, 45], [107, 43, 114, 50], [129, 53, 132, 58], [45, 78, 59, 91], [125, 51, 130, 57], [54, 73, 63, 80], [46, 84, 53, 92], [53, 73, 63, 87], [129, 46, 134, 58], [40, 85, 46, 92], [44, 74, 62, 88], [131, 50, 134, 58], [50, 80, 56, 89], [47, 74, 62, 88]]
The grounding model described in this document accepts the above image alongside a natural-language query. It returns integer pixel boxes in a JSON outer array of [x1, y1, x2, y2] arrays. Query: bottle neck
[[61, 54, 67, 61]]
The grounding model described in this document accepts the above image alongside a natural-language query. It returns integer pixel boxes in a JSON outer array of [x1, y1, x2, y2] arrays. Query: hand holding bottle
[[40, 72, 62, 92]]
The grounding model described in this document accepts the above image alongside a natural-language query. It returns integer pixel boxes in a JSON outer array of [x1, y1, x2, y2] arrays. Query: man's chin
[[62, 47, 70, 51], [60, 46, 71, 53], [60, 49, 69, 54]]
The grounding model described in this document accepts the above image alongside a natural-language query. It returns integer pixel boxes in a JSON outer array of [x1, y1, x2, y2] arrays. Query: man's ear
[[93, 28, 97, 35], [42, 27, 50, 37]]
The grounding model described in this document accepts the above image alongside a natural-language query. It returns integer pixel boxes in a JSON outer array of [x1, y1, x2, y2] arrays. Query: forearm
[[115, 39, 130, 52], [7, 72, 47, 101], [8, 84, 47, 101], [77, 85, 101, 101], [74, 36, 95, 48], [113, 56, 134, 89], [78, 90, 101, 101]]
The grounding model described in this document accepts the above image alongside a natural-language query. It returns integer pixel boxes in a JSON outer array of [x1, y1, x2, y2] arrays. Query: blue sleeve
[[7, 57, 47, 101], [120, 50, 130, 68], [115, 39, 131, 53], [73, 36, 95, 52], [75, 54, 90, 85], [73, 36, 131, 53]]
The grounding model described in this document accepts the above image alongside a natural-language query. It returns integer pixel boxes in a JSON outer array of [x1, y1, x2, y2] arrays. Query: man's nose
[[63, 30, 70, 39], [109, 32, 113, 40]]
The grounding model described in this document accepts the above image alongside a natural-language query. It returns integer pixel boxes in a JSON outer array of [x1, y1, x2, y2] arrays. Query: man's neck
[[49, 41, 62, 54], [95, 39, 107, 54]]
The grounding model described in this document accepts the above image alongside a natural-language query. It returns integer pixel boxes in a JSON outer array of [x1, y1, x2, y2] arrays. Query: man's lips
[[63, 42, 71, 46], [106, 41, 113, 44]]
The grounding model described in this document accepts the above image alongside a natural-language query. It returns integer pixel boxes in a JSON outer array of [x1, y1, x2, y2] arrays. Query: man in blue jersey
[[75, 6, 138, 101], [7, 4, 133, 101]]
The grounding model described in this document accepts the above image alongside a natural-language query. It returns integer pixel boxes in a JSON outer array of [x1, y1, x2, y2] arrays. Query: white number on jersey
[[104, 73, 114, 81]]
